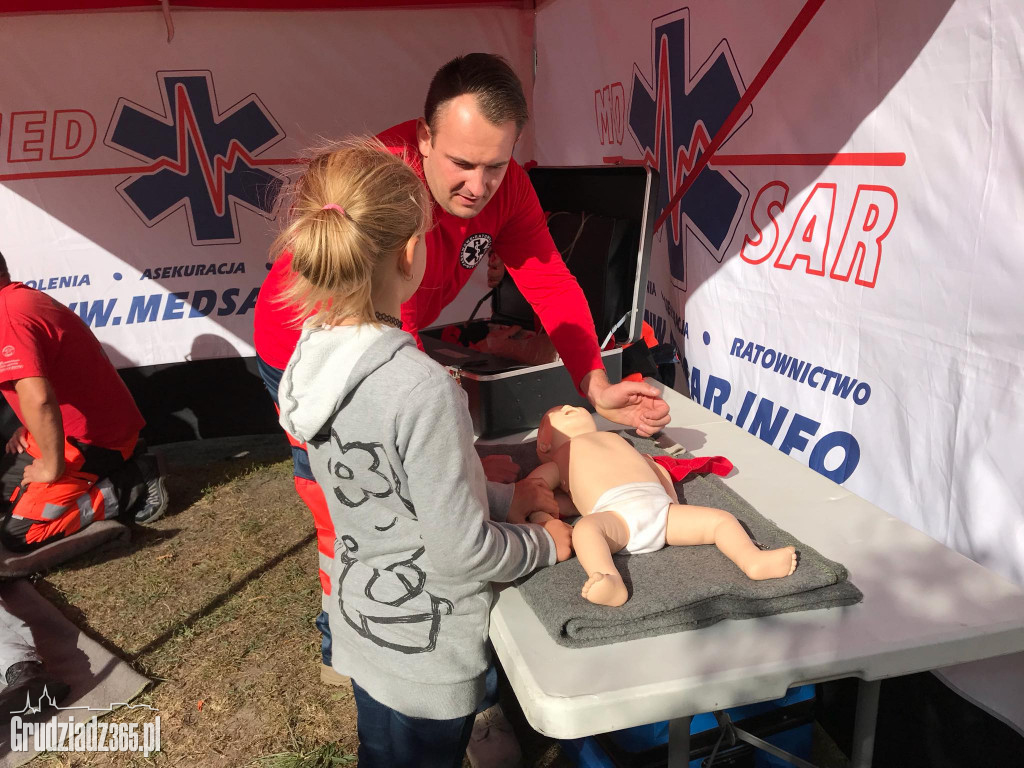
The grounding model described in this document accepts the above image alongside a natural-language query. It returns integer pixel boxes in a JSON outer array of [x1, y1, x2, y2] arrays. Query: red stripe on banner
[[604, 153, 907, 168], [713, 152, 906, 167], [0, 158, 303, 183], [0, 1, 522, 13], [6, 146, 907, 183], [652, 0, 828, 234]]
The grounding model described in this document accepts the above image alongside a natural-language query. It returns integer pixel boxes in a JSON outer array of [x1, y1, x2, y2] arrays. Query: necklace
[[374, 311, 403, 329]]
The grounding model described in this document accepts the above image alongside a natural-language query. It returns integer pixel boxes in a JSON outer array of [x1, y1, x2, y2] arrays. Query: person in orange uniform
[[0, 253, 167, 551]]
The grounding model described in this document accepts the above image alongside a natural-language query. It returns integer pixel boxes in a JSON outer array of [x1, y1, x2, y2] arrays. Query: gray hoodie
[[278, 324, 556, 719]]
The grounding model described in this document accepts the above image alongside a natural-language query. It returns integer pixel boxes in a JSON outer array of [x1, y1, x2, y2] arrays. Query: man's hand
[[582, 370, 671, 437], [486, 253, 506, 288], [14, 376, 66, 484], [508, 477, 558, 525], [5, 426, 28, 455], [543, 519, 574, 562], [481, 454, 519, 483], [22, 456, 64, 485]]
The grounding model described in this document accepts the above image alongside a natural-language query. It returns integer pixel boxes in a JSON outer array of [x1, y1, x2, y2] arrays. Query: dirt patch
[[32, 440, 572, 768]]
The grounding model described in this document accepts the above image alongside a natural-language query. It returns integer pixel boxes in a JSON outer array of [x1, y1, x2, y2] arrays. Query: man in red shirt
[[0, 254, 168, 552], [256, 55, 670, 433], [254, 54, 670, 767]]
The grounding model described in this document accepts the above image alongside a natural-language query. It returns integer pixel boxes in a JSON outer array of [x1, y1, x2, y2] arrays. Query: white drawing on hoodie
[[337, 535, 454, 654], [326, 431, 452, 654], [328, 433, 416, 531]]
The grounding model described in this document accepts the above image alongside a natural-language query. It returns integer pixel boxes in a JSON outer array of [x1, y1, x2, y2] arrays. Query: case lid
[[492, 165, 659, 346]]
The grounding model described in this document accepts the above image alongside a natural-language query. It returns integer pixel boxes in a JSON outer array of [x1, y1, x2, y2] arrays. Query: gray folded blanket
[[477, 434, 862, 648]]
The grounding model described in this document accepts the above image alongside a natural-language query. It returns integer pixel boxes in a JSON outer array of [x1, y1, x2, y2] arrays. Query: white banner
[[0, 6, 530, 367], [532, 0, 1024, 594]]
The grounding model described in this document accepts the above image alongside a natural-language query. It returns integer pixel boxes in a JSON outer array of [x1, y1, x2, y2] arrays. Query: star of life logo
[[9, 687, 161, 757], [104, 70, 287, 246], [459, 233, 492, 269], [628, 8, 751, 290]]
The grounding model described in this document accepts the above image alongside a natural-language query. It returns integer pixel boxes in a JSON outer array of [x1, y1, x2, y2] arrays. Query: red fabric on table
[[649, 454, 733, 482]]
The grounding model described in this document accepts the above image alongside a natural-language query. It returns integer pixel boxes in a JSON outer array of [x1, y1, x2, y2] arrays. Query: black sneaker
[[131, 452, 169, 524], [0, 661, 71, 717]]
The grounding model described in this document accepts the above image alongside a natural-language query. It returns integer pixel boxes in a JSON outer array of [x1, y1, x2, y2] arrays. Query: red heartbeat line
[[604, 152, 907, 167], [624, 0, 891, 240], [652, 0, 829, 233], [639, 31, 710, 246], [0, 83, 302, 192], [152, 84, 274, 217]]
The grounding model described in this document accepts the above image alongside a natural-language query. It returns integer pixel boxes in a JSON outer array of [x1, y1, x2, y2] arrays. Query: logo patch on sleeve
[[459, 233, 493, 269]]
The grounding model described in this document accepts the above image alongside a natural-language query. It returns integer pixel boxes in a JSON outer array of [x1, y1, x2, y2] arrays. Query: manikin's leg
[[572, 511, 631, 606], [644, 455, 680, 503], [666, 504, 796, 579]]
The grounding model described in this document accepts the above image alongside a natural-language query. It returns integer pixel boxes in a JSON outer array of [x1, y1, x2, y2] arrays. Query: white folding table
[[482, 385, 1024, 767]]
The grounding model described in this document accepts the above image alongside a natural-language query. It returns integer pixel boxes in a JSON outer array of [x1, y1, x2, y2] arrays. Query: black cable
[[464, 287, 495, 332]]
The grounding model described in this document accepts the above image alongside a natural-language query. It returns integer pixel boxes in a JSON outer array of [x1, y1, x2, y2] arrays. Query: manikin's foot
[[581, 572, 629, 606], [740, 546, 798, 580]]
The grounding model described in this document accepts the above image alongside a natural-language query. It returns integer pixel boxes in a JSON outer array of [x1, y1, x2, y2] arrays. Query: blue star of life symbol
[[104, 70, 286, 245], [628, 9, 750, 290]]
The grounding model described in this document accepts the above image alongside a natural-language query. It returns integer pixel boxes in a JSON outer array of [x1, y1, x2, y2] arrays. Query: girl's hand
[[481, 454, 519, 483], [543, 519, 574, 562], [508, 478, 558, 525]]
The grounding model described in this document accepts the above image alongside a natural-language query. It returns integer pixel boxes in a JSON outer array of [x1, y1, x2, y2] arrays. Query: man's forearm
[[580, 368, 610, 405], [14, 377, 66, 477]]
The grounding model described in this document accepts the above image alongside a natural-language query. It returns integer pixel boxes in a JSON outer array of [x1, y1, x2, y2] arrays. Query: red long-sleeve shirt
[[0, 282, 144, 449], [253, 121, 602, 388]]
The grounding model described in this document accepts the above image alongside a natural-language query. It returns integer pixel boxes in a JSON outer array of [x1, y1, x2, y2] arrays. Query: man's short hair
[[0, 252, 8, 280], [424, 53, 529, 137]]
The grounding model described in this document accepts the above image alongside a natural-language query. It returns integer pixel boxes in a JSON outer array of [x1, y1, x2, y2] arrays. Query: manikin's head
[[417, 53, 529, 219], [536, 404, 598, 461]]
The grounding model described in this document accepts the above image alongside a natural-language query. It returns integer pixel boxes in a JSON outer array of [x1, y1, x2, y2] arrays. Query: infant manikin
[[525, 405, 797, 607]]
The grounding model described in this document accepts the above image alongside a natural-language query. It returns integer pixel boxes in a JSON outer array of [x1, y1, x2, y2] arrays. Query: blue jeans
[[256, 354, 332, 667], [351, 680, 475, 768]]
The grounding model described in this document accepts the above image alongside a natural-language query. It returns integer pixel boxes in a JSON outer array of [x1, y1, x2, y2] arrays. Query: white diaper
[[589, 481, 673, 555]]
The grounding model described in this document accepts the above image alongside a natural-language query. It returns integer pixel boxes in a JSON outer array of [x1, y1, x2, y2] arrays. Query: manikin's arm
[[524, 460, 560, 491], [553, 491, 579, 520], [523, 461, 562, 525], [14, 376, 65, 484]]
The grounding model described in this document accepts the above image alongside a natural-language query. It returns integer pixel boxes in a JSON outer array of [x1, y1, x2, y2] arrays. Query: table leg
[[667, 716, 692, 768], [850, 679, 881, 768]]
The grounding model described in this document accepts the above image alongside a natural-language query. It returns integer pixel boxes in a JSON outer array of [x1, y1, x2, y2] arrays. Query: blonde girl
[[275, 139, 571, 768]]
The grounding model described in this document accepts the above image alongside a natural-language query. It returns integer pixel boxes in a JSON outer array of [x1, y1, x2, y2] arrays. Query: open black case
[[421, 165, 659, 437]]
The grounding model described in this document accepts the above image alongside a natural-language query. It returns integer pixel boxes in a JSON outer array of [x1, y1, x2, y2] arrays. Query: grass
[[34, 454, 357, 767], [256, 743, 356, 768], [30, 443, 570, 768]]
